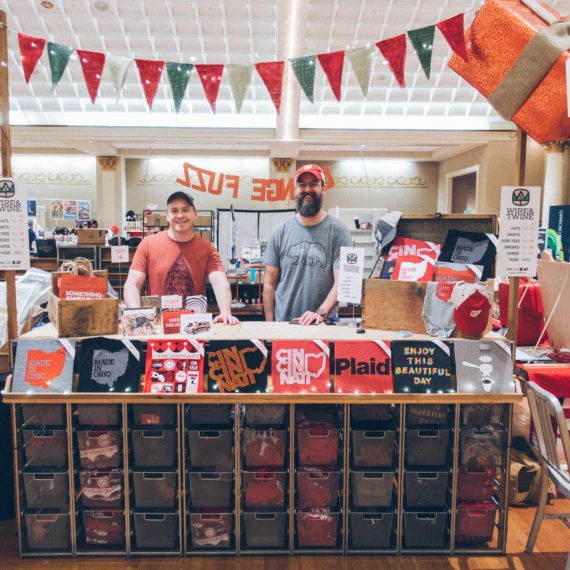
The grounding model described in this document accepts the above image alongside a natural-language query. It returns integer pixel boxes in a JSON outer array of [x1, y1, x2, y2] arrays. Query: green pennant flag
[[226, 63, 252, 113], [407, 25, 435, 79], [166, 62, 194, 113], [47, 42, 75, 90], [290, 55, 316, 103]]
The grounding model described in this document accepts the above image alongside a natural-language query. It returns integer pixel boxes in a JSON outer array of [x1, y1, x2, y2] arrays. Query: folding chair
[[525, 381, 570, 568]]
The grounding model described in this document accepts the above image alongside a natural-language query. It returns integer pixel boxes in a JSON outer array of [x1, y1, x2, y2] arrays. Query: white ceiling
[[2, 0, 568, 160]]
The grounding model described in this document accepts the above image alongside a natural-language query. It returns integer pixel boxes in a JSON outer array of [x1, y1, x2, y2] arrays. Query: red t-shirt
[[130, 231, 224, 297]]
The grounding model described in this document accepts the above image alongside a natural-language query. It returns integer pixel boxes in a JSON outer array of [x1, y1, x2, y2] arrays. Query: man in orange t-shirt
[[124, 191, 238, 325]]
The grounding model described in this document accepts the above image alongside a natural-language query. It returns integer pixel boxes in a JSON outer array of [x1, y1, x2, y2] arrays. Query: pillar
[[541, 141, 568, 225], [96, 156, 122, 231]]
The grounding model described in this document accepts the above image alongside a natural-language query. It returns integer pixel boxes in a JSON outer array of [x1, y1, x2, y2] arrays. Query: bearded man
[[263, 164, 352, 325]]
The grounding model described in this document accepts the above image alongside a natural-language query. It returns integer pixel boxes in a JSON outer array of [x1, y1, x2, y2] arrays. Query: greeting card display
[[333, 340, 392, 394], [454, 340, 515, 394], [271, 340, 330, 393], [391, 340, 454, 394], [77, 337, 142, 393], [207, 339, 268, 393], [121, 308, 155, 336], [143, 338, 205, 394], [12, 339, 75, 393], [179, 313, 212, 335], [162, 309, 196, 335]]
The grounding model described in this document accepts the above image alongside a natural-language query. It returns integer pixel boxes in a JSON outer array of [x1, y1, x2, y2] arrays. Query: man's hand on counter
[[213, 313, 240, 325], [296, 311, 326, 326]]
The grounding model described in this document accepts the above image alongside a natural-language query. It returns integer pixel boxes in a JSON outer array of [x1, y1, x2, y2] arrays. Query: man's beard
[[296, 192, 323, 217]]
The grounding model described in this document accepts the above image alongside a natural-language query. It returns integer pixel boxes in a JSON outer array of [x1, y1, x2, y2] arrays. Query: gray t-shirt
[[264, 214, 352, 322]]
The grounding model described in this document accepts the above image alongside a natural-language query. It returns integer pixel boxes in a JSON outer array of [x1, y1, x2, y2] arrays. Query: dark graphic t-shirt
[[77, 337, 142, 392], [207, 340, 268, 393]]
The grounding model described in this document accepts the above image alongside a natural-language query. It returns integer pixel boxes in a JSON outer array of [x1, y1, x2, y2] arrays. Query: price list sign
[[338, 246, 365, 304], [0, 178, 30, 271], [496, 186, 541, 277]]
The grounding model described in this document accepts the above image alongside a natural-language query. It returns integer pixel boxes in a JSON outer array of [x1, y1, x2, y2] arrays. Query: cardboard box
[[48, 271, 119, 337], [145, 213, 159, 226], [158, 215, 168, 226], [77, 229, 106, 245], [448, 0, 570, 144], [201, 231, 212, 241]]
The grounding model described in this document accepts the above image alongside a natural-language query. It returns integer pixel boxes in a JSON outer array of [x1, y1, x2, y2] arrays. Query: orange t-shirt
[[130, 231, 224, 298]]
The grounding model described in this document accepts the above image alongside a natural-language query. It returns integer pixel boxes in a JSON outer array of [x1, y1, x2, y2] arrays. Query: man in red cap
[[263, 164, 351, 325]]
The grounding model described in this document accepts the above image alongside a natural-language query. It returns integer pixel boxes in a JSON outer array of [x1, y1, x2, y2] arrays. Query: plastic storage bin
[[133, 512, 178, 549], [296, 508, 339, 547], [25, 513, 70, 550], [405, 469, 449, 507], [188, 404, 232, 425], [460, 426, 506, 468], [77, 430, 121, 469], [405, 428, 449, 466], [350, 510, 395, 548], [244, 404, 286, 426], [297, 468, 341, 508], [131, 429, 177, 467], [188, 471, 233, 508], [189, 512, 233, 549], [406, 404, 449, 426], [23, 429, 67, 467], [461, 404, 505, 426], [132, 471, 177, 508], [243, 470, 286, 508], [455, 501, 497, 542], [83, 509, 125, 545], [350, 404, 391, 423], [79, 470, 122, 507], [21, 404, 65, 426], [243, 428, 287, 467], [351, 428, 395, 467], [457, 466, 494, 501], [297, 427, 340, 466], [77, 404, 120, 426], [132, 403, 176, 426], [187, 429, 233, 469], [403, 510, 447, 548], [243, 511, 287, 548], [23, 471, 68, 509], [350, 470, 395, 507]]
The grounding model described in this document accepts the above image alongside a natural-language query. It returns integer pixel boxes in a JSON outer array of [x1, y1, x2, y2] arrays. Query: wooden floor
[[0, 499, 568, 570]]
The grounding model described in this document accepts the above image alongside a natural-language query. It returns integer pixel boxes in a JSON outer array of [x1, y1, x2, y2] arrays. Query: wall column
[[541, 141, 568, 225], [96, 156, 121, 231]]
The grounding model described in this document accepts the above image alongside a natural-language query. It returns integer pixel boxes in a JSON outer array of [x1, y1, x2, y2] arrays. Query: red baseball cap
[[451, 282, 493, 336], [295, 164, 324, 183]]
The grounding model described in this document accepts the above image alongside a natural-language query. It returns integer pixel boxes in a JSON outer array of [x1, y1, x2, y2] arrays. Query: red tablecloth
[[517, 364, 570, 398]]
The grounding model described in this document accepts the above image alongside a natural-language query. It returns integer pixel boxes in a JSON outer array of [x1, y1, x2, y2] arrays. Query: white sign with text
[[111, 245, 129, 263], [0, 178, 30, 271], [338, 246, 365, 304]]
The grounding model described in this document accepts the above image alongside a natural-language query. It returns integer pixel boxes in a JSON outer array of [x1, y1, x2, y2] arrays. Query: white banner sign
[[497, 186, 541, 277], [338, 246, 365, 304], [0, 178, 30, 271], [111, 245, 129, 263]]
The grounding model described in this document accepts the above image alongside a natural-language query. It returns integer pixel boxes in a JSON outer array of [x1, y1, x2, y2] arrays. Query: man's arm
[[209, 270, 239, 325], [297, 268, 341, 325], [123, 269, 147, 308], [262, 264, 279, 321]]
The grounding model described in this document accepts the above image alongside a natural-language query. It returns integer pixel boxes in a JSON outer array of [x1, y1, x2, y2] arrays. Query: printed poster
[[50, 199, 63, 219], [63, 200, 78, 220], [77, 200, 91, 221]]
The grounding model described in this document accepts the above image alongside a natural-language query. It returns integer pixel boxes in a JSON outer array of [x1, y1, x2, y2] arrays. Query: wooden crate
[[48, 270, 119, 337]]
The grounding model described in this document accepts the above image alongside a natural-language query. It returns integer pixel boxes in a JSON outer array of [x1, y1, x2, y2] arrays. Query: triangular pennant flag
[[376, 35, 407, 88], [107, 54, 132, 98], [290, 55, 316, 103], [135, 59, 165, 110], [346, 45, 375, 97], [166, 62, 194, 113], [255, 61, 284, 113], [317, 50, 345, 101], [76, 49, 106, 104], [18, 34, 45, 83], [226, 63, 252, 113], [407, 25, 435, 79], [195, 64, 225, 113], [437, 13, 469, 62], [47, 42, 75, 90]]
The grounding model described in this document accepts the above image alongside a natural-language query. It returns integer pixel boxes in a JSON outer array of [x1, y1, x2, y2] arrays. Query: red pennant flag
[[437, 14, 469, 62], [317, 51, 345, 101], [195, 64, 225, 113], [376, 35, 407, 88], [255, 61, 284, 113], [135, 59, 164, 110], [18, 34, 46, 83], [76, 49, 106, 104]]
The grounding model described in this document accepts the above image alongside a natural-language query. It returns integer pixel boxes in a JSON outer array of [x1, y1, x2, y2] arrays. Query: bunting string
[[17, 13, 469, 114]]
